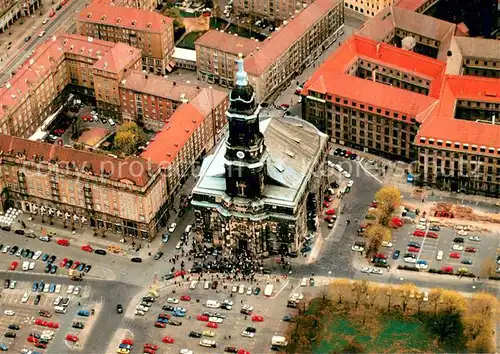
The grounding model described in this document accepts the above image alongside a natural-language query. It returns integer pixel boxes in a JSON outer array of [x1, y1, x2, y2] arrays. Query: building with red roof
[[93, 0, 157, 11], [302, 35, 445, 161], [76, 0, 174, 75]]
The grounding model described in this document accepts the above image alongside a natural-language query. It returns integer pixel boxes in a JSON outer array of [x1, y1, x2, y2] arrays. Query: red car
[[65, 334, 79, 342], [370, 201, 378, 208], [35, 343, 47, 349], [70, 261, 81, 270], [59, 258, 69, 267], [449, 252, 461, 259], [143, 348, 156, 354], [81, 115, 92, 122], [154, 321, 166, 328], [325, 209, 336, 215], [9, 261, 18, 270], [390, 217, 403, 228], [158, 313, 171, 320], [180, 295, 191, 301], [465, 247, 477, 253], [323, 201, 330, 208], [251, 315, 264, 322], [374, 253, 387, 259], [238, 350, 250, 354], [27, 335, 38, 343], [407, 247, 420, 253], [197, 315, 209, 322], [162, 336, 175, 344], [412, 230, 425, 237], [442, 265, 453, 273], [35, 319, 46, 326], [47, 321, 59, 329], [207, 322, 218, 328], [427, 232, 438, 239], [280, 103, 290, 109], [56, 239, 70, 246], [144, 344, 159, 351], [122, 339, 134, 345], [324, 216, 335, 223], [174, 270, 186, 277], [81, 245, 93, 252], [53, 129, 65, 136]]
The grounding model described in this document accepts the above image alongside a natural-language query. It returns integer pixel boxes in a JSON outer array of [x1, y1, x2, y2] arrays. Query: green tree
[[114, 122, 145, 156], [164, 7, 185, 30]]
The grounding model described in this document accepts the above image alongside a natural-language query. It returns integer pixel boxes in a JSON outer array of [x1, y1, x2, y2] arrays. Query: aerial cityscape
[[0, 0, 498, 353]]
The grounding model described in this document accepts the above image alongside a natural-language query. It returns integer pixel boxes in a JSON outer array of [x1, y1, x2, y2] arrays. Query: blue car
[[50, 265, 57, 274], [162, 233, 170, 243], [49, 283, 56, 293], [32, 281, 38, 291], [37, 281, 45, 292], [0, 343, 8, 351], [156, 317, 168, 323], [77, 263, 85, 272], [392, 250, 400, 260], [300, 246, 311, 254], [78, 309, 90, 317], [119, 344, 132, 350], [173, 311, 185, 317], [41, 254, 49, 262]]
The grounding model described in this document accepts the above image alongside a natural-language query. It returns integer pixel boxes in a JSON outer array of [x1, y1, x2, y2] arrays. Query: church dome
[[228, 53, 257, 115]]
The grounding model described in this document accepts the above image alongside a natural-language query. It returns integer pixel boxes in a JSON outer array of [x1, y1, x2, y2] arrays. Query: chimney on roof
[[173, 82, 176, 86], [116, 17, 121, 23], [147, 22, 152, 28], [104, 62, 108, 68], [145, 75, 148, 80], [376, 42, 381, 56]]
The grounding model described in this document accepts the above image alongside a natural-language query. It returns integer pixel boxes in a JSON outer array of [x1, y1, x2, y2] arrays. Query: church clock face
[[236, 151, 245, 159]]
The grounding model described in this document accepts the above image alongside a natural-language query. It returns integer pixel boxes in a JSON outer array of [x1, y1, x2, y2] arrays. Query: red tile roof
[[303, 35, 442, 120], [94, 42, 141, 73], [195, 30, 260, 56], [416, 75, 500, 151], [0, 134, 156, 186], [395, 0, 430, 11], [244, 0, 341, 76], [78, 0, 172, 33], [140, 103, 205, 166]]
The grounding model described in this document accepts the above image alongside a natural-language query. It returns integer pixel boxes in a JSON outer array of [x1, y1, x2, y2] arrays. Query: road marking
[[270, 280, 289, 299], [357, 160, 383, 184]]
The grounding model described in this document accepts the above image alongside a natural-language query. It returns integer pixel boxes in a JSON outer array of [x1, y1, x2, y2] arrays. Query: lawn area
[[210, 17, 228, 30], [177, 31, 206, 50], [314, 314, 445, 353]]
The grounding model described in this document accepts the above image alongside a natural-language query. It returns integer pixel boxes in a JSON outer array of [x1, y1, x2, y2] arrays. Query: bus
[[264, 284, 274, 297]]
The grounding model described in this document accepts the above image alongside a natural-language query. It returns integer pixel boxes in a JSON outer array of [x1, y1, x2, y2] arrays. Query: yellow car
[[202, 330, 215, 338], [116, 349, 130, 354]]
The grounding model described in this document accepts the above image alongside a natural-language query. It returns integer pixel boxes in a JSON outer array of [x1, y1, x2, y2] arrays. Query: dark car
[[162, 273, 174, 280], [94, 249, 107, 255], [333, 148, 341, 155], [4, 332, 16, 338], [429, 225, 440, 231], [1, 225, 11, 231], [44, 264, 51, 273], [48, 255, 56, 263], [41, 254, 49, 262], [27, 250, 34, 258], [83, 264, 92, 273], [392, 250, 400, 259], [254, 287, 261, 295], [65, 260, 73, 269], [34, 295, 41, 305], [225, 347, 238, 353], [453, 237, 464, 243], [154, 251, 164, 260], [211, 281, 218, 290], [50, 265, 57, 274], [288, 251, 298, 258], [271, 345, 281, 351], [131, 257, 142, 263], [77, 263, 85, 272], [283, 315, 294, 322], [26, 232, 36, 239], [300, 246, 311, 254], [116, 304, 123, 314], [21, 249, 29, 257], [350, 153, 358, 160], [7, 324, 20, 330], [189, 331, 202, 338], [169, 320, 182, 326], [461, 259, 473, 265], [9, 246, 18, 255], [55, 4, 61, 10], [15, 229, 25, 235], [162, 305, 174, 311], [24, 36, 31, 42], [72, 322, 85, 329], [4, 279, 10, 289]]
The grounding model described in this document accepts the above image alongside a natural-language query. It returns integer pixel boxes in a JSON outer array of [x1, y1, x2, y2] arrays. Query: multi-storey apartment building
[[395, 0, 440, 13], [94, 0, 158, 11], [0, 134, 168, 240], [415, 75, 500, 195], [445, 37, 500, 79], [302, 35, 445, 161], [356, 5, 465, 61], [140, 88, 229, 203], [195, 30, 260, 87], [233, 0, 312, 21], [244, 0, 344, 102], [76, 1, 175, 75], [344, 0, 395, 18], [119, 71, 228, 131], [0, 34, 141, 138]]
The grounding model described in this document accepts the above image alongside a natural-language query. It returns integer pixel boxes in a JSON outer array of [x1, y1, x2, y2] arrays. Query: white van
[[108, 118, 116, 126], [184, 224, 192, 234], [189, 280, 198, 290], [206, 300, 220, 308], [22, 261, 29, 271], [436, 250, 443, 261], [21, 292, 30, 303], [53, 296, 63, 306], [300, 277, 308, 287], [204, 281, 210, 289], [271, 336, 288, 347], [54, 306, 67, 314], [238, 284, 245, 294], [199, 339, 217, 348]]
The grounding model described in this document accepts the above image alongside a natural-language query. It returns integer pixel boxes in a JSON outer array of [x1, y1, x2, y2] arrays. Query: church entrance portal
[[237, 239, 248, 254]]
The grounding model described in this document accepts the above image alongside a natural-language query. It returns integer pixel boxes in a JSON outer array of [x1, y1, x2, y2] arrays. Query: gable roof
[[194, 30, 260, 56]]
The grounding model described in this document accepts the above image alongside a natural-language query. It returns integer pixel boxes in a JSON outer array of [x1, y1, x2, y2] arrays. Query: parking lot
[[125, 277, 312, 353], [0, 279, 92, 352], [379, 222, 498, 276]]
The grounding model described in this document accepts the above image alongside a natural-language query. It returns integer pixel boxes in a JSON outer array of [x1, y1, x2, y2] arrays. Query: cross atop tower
[[235, 53, 248, 87]]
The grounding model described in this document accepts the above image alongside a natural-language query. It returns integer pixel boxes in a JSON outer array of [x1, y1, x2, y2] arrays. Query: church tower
[[224, 54, 267, 199]]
